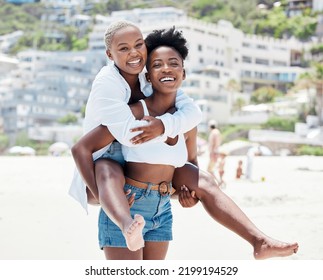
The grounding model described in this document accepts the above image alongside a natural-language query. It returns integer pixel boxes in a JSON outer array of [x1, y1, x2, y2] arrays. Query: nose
[[161, 63, 171, 72], [129, 47, 138, 55]]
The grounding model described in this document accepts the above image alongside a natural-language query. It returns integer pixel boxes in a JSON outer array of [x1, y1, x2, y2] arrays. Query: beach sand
[[0, 155, 322, 260]]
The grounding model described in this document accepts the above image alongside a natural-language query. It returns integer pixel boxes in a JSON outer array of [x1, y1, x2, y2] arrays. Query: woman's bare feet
[[253, 237, 299, 260], [123, 214, 145, 251]]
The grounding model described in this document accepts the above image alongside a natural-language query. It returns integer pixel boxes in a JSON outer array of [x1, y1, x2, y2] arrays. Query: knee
[[199, 171, 221, 190], [95, 161, 125, 186]]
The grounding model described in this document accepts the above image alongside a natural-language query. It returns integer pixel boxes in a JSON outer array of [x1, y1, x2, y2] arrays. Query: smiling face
[[107, 26, 147, 78], [146, 46, 186, 94]]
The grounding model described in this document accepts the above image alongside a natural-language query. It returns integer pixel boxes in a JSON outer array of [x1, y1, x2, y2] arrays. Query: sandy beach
[[0, 154, 322, 260]]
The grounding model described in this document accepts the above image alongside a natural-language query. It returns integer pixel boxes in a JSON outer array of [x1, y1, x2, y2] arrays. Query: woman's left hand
[[178, 185, 199, 208]]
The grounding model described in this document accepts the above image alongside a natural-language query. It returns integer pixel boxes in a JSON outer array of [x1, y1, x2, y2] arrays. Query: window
[[256, 44, 267, 50], [273, 60, 287, 66], [255, 58, 269, 65], [242, 56, 252, 63]]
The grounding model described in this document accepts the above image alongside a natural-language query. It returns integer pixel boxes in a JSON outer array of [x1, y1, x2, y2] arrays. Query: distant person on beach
[[70, 21, 299, 260], [217, 151, 227, 187], [236, 160, 243, 179], [207, 120, 221, 176]]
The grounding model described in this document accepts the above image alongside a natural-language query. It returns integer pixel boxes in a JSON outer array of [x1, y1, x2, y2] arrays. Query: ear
[[182, 69, 186, 80], [106, 50, 113, 60], [145, 72, 151, 83]]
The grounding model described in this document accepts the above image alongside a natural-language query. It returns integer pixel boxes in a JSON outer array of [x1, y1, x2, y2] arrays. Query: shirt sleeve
[[157, 88, 202, 138]]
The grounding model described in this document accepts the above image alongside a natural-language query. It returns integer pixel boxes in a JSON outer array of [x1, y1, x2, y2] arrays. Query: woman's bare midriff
[[124, 162, 175, 184]]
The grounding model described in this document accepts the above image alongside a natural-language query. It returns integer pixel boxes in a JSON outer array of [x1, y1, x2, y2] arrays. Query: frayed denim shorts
[[95, 141, 125, 166], [98, 183, 173, 249]]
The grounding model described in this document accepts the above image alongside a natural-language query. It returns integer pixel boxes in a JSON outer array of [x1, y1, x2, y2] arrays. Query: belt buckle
[[158, 181, 170, 196]]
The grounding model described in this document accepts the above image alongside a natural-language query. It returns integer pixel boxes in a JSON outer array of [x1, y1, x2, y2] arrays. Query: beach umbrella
[[8, 146, 23, 154], [20, 146, 36, 155], [8, 146, 35, 155], [48, 142, 69, 155]]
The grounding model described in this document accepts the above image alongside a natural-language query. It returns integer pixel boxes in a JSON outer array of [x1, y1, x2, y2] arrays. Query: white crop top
[[122, 100, 188, 168]]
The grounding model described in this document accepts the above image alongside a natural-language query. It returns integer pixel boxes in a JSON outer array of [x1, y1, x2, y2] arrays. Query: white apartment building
[[239, 34, 305, 93], [40, 0, 84, 25], [0, 49, 104, 143], [90, 9, 306, 86]]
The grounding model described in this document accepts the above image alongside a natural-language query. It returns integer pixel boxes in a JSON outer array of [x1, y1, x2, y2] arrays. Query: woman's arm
[[185, 126, 199, 167], [176, 126, 199, 207], [130, 89, 202, 144], [71, 125, 114, 201]]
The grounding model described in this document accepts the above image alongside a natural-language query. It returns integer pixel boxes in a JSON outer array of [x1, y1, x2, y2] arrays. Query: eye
[[119, 47, 129, 52], [135, 42, 144, 49], [152, 63, 161, 68]]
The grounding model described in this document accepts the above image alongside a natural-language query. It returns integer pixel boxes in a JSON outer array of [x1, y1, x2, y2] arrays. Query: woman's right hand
[[129, 116, 164, 144], [124, 189, 136, 208]]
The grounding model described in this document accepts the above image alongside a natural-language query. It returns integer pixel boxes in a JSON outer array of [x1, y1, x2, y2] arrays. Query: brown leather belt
[[125, 177, 175, 196]]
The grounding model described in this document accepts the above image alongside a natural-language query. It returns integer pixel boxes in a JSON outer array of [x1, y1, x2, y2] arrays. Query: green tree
[[250, 86, 283, 104], [291, 71, 317, 121], [58, 113, 78, 124], [293, 63, 323, 126], [233, 97, 246, 112], [15, 131, 33, 147], [0, 133, 9, 153], [262, 116, 297, 132], [313, 63, 323, 126]]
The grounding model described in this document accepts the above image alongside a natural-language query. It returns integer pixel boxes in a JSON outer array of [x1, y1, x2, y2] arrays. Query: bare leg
[[173, 163, 299, 260], [143, 242, 169, 260], [95, 159, 144, 251], [103, 241, 169, 260], [104, 246, 143, 260]]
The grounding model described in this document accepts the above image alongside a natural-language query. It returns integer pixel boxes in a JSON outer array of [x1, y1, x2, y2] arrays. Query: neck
[[115, 64, 139, 90], [146, 90, 176, 116]]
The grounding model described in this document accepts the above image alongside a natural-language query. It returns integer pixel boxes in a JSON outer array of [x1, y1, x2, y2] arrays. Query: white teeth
[[160, 77, 175, 82], [128, 59, 140, 64]]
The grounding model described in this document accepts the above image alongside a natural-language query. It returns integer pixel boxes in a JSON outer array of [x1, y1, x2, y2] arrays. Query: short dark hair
[[145, 27, 188, 68]]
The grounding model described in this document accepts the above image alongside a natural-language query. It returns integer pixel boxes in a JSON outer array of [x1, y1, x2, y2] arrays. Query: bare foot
[[253, 237, 299, 260], [123, 214, 145, 251]]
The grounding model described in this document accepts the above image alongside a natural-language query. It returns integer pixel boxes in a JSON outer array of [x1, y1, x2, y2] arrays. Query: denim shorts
[[95, 141, 125, 166], [98, 183, 173, 248]]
